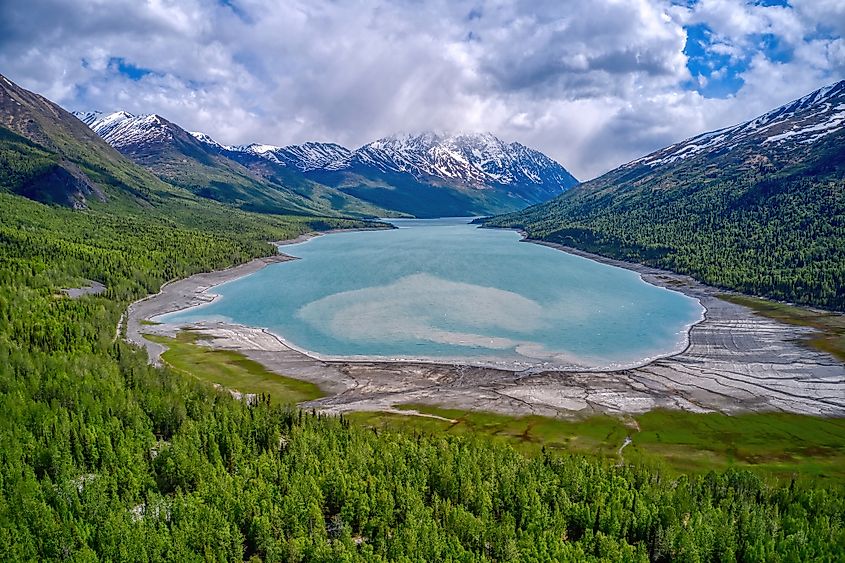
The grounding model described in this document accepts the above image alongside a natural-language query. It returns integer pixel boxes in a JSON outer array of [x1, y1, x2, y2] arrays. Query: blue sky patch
[[683, 23, 746, 98], [219, 0, 252, 23], [681, 1, 805, 98], [109, 57, 155, 81]]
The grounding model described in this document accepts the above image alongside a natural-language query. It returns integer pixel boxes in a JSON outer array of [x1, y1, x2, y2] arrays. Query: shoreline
[[142, 226, 705, 375], [127, 227, 845, 418]]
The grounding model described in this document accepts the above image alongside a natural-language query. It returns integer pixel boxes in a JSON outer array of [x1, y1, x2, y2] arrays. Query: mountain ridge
[[484, 79, 845, 310], [73, 110, 391, 217], [625, 80, 845, 170], [77, 110, 577, 217], [195, 128, 579, 193], [1, 74, 186, 208]]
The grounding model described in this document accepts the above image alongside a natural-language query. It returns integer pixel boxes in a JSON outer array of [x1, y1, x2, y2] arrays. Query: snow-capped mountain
[[74, 108, 578, 217], [78, 110, 577, 195], [73, 110, 178, 150], [228, 141, 352, 171], [628, 80, 845, 169], [330, 132, 578, 192], [70, 110, 394, 217], [221, 131, 578, 216], [223, 131, 577, 196]]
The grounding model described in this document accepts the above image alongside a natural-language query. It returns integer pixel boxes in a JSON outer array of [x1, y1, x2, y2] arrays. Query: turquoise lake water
[[158, 218, 704, 370]]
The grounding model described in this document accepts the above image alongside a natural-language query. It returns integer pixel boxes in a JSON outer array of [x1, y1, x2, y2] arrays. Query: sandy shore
[[127, 230, 845, 418]]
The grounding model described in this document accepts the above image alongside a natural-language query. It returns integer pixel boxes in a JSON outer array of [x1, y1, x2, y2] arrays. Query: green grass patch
[[720, 293, 845, 361], [144, 331, 324, 405], [631, 410, 845, 484], [350, 404, 845, 486], [349, 405, 632, 457]]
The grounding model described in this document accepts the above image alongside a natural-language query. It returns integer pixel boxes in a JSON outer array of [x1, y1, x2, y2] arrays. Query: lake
[[158, 218, 704, 370]]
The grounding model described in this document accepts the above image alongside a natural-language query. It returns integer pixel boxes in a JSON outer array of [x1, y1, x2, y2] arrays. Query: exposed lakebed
[[158, 218, 704, 370]]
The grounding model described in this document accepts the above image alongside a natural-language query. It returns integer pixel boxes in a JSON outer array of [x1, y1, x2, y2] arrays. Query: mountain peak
[[350, 130, 577, 190], [72, 110, 180, 149], [189, 131, 224, 149]]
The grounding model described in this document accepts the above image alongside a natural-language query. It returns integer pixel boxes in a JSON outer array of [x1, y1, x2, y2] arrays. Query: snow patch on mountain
[[275, 142, 353, 171], [73, 110, 103, 126], [628, 80, 845, 169], [226, 141, 352, 171], [72, 111, 175, 149], [330, 131, 577, 191], [189, 131, 225, 149]]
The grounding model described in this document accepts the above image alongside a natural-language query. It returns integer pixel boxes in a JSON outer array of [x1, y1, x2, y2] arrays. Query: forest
[[0, 191, 843, 561], [485, 139, 845, 311]]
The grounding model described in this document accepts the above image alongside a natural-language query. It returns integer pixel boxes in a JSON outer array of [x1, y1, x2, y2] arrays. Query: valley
[[2, 65, 844, 560]]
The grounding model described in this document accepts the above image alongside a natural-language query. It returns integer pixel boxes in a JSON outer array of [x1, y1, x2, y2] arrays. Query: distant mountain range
[[228, 131, 577, 192], [74, 110, 578, 218], [485, 80, 845, 310], [73, 110, 391, 217]]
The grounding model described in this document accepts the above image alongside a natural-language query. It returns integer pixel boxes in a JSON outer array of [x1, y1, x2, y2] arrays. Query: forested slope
[[486, 82, 845, 310], [0, 193, 843, 560]]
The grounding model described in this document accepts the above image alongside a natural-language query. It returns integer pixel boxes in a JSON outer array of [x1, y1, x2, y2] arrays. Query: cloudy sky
[[1, 0, 842, 179]]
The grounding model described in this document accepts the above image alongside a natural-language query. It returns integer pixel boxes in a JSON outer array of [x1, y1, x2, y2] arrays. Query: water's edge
[[146, 226, 708, 374]]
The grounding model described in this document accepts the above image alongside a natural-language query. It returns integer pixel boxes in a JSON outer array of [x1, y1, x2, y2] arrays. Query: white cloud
[[0, 0, 841, 180]]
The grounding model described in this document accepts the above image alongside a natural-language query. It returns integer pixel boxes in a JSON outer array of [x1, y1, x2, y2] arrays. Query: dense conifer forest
[[0, 192, 843, 561], [485, 123, 845, 311]]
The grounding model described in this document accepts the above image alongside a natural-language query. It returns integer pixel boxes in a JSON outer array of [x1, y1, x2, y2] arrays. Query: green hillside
[[486, 85, 845, 310], [217, 147, 397, 218], [0, 82, 179, 209], [308, 167, 531, 219]]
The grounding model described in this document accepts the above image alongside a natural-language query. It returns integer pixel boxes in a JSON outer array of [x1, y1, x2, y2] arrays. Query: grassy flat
[[349, 404, 845, 486], [721, 293, 845, 361], [632, 410, 845, 482], [144, 331, 324, 405], [146, 331, 845, 485]]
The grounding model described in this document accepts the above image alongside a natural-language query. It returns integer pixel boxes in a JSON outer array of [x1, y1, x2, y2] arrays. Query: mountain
[[193, 138, 399, 217], [625, 82, 845, 169], [74, 106, 576, 218], [0, 75, 184, 208], [344, 132, 576, 191], [74, 111, 388, 217], [296, 132, 578, 218], [485, 80, 845, 310], [231, 141, 352, 171]]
